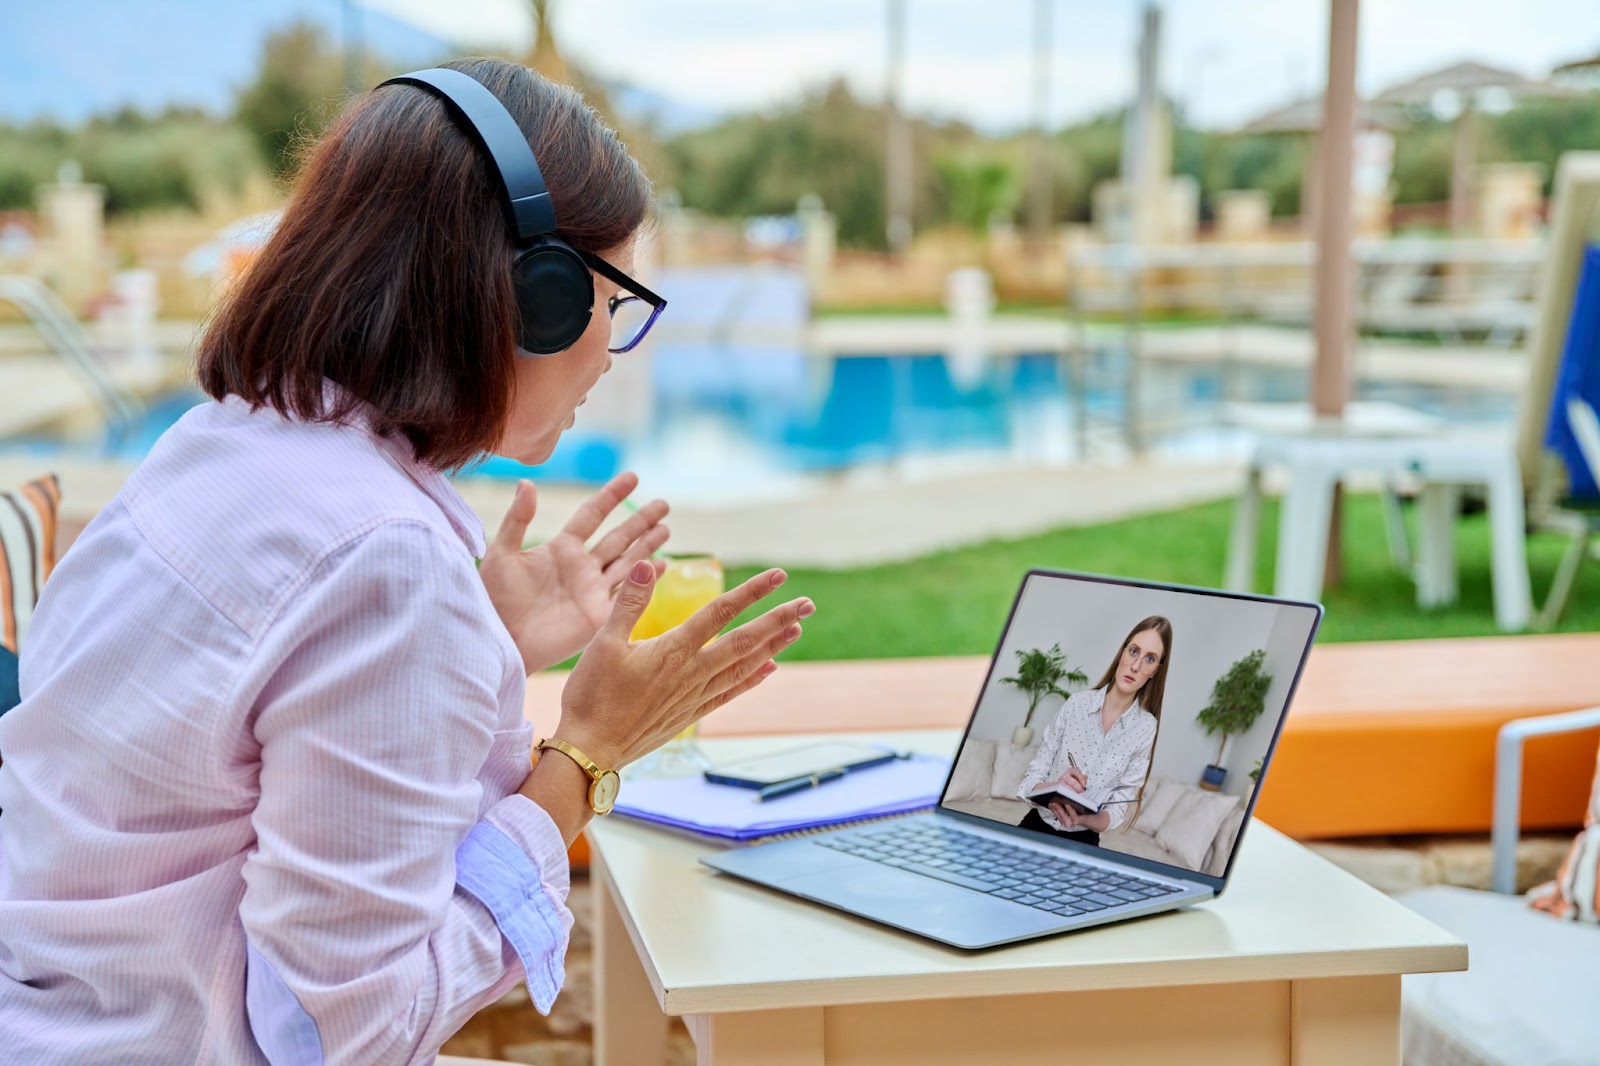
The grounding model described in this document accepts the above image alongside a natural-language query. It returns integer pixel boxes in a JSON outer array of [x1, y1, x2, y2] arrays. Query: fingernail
[[783, 624, 802, 642], [631, 560, 653, 584], [797, 600, 815, 619], [760, 661, 778, 676], [769, 570, 787, 588]]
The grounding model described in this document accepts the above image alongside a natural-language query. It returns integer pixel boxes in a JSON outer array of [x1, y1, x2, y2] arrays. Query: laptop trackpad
[[779, 862, 1051, 947]]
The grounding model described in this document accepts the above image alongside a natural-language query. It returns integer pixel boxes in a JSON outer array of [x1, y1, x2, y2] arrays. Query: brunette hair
[[1092, 615, 1174, 829], [196, 57, 653, 470]]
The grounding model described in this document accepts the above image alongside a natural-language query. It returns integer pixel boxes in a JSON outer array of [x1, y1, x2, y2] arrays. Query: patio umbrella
[[1373, 60, 1572, 235]]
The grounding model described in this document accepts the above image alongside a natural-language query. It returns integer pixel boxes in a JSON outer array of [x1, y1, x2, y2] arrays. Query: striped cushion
[[0, 473, 59, 657], [1527, 740, 1600, 923]]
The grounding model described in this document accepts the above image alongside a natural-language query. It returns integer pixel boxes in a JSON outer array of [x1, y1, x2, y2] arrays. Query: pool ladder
[[0, 275, 144, 450]]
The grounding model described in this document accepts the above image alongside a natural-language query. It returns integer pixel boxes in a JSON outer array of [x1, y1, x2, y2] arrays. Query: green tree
[[233, 20, 353, 181], [1196, 649, 1273, 766], [999, 643, 1089, 730], [934, 155, 1017, 233]]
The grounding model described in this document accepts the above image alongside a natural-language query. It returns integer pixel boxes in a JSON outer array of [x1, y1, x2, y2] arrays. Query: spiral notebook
[[613, 753, 951, 846]]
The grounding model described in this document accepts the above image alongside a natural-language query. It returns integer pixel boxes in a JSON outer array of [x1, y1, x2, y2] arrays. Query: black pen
[[756, 768, 847, 802]]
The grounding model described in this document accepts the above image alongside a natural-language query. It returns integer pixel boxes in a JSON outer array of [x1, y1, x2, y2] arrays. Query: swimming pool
[[3, 346, 1515, 497]]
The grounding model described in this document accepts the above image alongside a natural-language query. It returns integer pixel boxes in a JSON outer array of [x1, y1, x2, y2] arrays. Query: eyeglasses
[[1124, 644, 1162, 670], [580, 250, 667, 354]]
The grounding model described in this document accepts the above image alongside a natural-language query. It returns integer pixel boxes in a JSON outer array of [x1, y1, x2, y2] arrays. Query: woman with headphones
[[0, 58, 813, 1063], [1014, 616, 1171, 848]]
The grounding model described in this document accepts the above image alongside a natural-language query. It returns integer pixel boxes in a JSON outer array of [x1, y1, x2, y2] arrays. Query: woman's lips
[[1122, 674, 1136, 684]]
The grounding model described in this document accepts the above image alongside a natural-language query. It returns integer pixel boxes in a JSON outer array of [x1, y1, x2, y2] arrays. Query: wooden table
[[588, 731, 1465, 1066]]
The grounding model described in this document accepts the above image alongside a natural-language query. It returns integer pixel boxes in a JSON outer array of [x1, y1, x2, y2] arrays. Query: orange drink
[[630, 555, 724, 771]]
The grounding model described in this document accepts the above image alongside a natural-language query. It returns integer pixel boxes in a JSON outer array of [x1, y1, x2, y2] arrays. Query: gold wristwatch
[[537, 737, 621, 815]]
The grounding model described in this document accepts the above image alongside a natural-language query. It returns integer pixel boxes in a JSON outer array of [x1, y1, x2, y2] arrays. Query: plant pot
[[1010, 725, 1035, 748], [1199, 764, 1227, 792]]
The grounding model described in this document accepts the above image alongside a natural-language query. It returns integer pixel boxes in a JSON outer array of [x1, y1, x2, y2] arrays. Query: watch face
[[592, 770, 620, 814]]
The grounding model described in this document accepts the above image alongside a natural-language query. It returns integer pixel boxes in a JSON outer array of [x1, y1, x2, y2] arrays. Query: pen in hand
[[1066, 750, 1086, 789]]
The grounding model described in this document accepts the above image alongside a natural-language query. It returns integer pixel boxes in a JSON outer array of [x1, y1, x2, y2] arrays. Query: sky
[[3, 0, 1598, 131]]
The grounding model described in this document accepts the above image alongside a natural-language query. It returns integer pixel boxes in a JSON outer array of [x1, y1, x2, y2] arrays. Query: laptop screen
[[939, 570, 1321, 881]]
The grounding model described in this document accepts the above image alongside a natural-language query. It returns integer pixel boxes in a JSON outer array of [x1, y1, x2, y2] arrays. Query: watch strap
[[537, 736, 605, 780]]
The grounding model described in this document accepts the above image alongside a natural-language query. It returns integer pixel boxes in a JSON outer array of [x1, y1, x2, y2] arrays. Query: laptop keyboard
[[815, 820, 1184, 918]]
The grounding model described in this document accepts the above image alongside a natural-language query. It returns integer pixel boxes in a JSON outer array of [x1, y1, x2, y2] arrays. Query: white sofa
[[941, 738, 1245, 878]]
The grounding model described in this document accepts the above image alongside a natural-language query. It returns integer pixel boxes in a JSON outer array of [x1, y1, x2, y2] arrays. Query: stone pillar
[[1474, 162, 1544, 240], [37, 161, 108, 314], [1216, 190, 1272, 239], [796, 194, 836, 291]]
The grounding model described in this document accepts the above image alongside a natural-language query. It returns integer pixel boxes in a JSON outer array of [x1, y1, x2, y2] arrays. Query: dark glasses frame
[[580, 250, 667, 354]]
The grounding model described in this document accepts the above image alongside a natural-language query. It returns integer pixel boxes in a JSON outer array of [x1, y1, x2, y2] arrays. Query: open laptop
[[702, 568, 1322, 949]]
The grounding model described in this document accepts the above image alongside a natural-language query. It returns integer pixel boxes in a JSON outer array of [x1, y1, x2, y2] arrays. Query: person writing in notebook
[[1014, 616, 1171, 847]]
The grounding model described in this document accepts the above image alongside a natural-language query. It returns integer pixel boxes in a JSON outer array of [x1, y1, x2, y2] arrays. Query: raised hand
[[479, 473, 670, 673], [555, 562, 816, 768]]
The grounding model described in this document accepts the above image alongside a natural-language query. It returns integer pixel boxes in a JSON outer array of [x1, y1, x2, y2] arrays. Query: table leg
[[1225, 462, 1263, 592], [1275, 464, 1335, 602], [1486, 453, 1533, 630], [686, 1007, 824, 1066], [1415, 483, 1460, 608], [593, 852, 669, 1066], [1290, 975, 1401, 1066]]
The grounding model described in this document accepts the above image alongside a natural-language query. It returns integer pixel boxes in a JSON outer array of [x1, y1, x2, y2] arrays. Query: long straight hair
[[1091, 615, 1173, 831]]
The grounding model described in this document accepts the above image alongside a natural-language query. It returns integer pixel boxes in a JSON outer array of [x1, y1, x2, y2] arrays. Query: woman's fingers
[[601, 523, 671, 587], [675, 569, 788, 647], [696, 659, 779, 719], [701, 621, 802, 700], [700, 596, 812, 673], [591, 498, 669, 567], [561, 471, 640, 542]]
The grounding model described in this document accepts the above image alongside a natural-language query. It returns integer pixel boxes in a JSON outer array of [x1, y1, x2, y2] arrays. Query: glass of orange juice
[[628, 553, 725, 777]]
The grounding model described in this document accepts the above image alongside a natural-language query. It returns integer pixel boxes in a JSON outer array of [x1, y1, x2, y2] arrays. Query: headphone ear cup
[[511, 240, 594, 355]]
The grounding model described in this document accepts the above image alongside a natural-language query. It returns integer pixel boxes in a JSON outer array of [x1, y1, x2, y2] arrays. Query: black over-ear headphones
[[378, 67, 593, 357]]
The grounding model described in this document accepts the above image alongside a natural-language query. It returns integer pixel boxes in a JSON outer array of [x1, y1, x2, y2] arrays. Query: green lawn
[[715, 493, 1599, 662]]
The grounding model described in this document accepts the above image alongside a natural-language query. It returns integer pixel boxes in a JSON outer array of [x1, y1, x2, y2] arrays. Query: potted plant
[[1195, 649, 1273, 791], [998, 643, 1088, 747]]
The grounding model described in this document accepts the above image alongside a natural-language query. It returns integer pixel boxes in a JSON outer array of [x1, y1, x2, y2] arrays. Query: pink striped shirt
[[0, 388, 572, 1064]]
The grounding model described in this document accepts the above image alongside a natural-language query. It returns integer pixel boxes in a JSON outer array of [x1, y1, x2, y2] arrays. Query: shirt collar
[[319, 379, 488, 558], [1084, 687, 1144, 726]]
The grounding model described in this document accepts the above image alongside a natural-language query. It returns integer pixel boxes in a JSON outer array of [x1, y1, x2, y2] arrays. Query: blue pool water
[[5, 348, 1515, 489]]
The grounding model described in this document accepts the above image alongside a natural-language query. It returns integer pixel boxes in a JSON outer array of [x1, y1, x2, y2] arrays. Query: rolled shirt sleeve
[[237, 521, 571, 1065]]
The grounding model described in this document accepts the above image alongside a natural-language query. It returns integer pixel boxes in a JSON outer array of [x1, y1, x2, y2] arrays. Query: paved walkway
[[4, 452, 1246, 567]]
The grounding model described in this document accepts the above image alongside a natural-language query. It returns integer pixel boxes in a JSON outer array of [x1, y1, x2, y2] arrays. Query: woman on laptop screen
[[1014, 616, 1170, 847]]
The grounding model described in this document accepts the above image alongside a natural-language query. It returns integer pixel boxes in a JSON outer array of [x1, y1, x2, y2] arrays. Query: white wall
[[965, 574, 1319, 799], [1216, 602, 1322, 793]]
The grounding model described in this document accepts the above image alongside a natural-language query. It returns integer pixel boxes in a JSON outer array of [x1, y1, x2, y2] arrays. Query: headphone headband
[[379, 68, 556, 242]]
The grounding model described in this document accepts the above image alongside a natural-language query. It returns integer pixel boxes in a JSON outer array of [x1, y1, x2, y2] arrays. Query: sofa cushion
[[1, 473, 59, 720], [1400, 885, 1600, 1066], [1202, 806, 1247, 877], [946, 739, 997, 803], [1131, 776, 1184, 834], [1527, 739, 1600, 924], [1, 473, 59, 656], [1156, 788, 1239, 871], [988, 742, 1036, 799]]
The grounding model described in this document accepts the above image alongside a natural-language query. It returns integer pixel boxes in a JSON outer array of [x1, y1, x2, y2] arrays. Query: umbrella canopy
[[1373, 59, 1571, 107], [1237, 94, 1403, 135]]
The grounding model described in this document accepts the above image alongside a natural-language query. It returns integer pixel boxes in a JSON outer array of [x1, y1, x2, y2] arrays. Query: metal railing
[[0, 275, 144, 448]]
